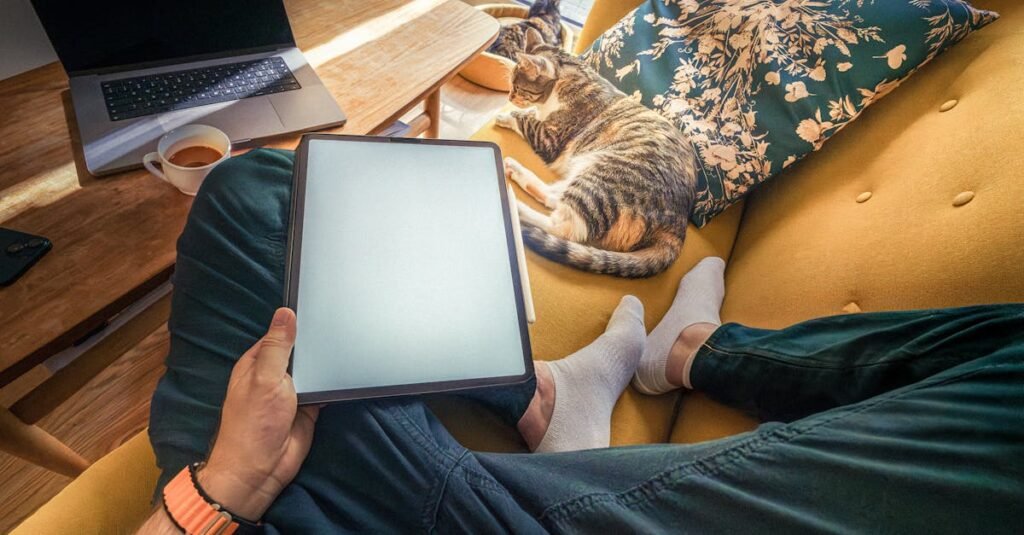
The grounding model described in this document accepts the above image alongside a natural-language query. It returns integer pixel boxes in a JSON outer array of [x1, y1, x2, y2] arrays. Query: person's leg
[[473, 304, 1024, 533], [150, 149, 298, 491], [690, 305, 1024, 421], [148, 151, 642, 531], [148, 150, 545, 531], [154, 157, 1022, 531], [449, 293, 645, 453], [526, 296, 645, 452], [633, 257, 725, 394], [324, 292, 644, 531]]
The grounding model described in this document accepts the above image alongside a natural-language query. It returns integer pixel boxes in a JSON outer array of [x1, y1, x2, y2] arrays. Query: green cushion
[[583, 0, 998, 227]]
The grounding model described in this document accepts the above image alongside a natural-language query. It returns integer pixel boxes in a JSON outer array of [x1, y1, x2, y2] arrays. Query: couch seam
[[720, 191, 750, 267]]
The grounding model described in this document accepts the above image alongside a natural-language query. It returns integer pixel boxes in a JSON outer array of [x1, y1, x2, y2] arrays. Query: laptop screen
[[31, 0, 295, 74]]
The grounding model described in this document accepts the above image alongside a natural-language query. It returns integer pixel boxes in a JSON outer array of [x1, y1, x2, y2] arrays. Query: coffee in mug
[[143, 124, 231, 195], [168, 146, 225, 168]]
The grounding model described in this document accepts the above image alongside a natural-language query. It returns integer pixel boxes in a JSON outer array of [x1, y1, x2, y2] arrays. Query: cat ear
[[517, 53, 555, 79], [517, 53, 541, 77], [524, 27, 544, 53]]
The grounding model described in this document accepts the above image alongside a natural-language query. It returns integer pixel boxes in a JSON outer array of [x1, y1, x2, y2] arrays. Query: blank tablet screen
[[289, 137, 530, 400]]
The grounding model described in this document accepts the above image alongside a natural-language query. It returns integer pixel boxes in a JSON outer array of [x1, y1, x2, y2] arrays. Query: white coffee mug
[[143, 124, 231, 196]]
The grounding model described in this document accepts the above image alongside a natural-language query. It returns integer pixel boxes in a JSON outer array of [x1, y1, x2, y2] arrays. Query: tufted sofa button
[[856, 191, 872, 203], [939, 99, 959, 112], [952, 191, 975, 207]]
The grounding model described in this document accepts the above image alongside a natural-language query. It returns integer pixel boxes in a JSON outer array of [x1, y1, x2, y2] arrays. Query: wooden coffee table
[[0, 0, 498, 476]]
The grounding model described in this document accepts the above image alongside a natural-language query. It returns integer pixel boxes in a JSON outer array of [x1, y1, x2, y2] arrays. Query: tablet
[[286, 134, 534, 403]]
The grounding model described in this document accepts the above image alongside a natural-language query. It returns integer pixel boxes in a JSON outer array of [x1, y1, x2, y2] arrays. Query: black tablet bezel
[[285, 133, 534, 404]]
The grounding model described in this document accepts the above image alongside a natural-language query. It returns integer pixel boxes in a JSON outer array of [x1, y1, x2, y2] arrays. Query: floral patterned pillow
[[583, 0, 999, 227]]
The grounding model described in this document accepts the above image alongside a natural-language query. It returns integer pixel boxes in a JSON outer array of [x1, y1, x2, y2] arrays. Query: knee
[[194, 157, 241, 203], [189, 149, 294, 231]]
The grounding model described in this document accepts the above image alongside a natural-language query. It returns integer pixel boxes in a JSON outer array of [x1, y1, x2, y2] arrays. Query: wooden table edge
[[369, 22, 500, 136], [1, 14, 500, 389]]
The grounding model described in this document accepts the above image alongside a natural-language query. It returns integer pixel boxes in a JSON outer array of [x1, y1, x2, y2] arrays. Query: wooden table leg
[[0, 406, 89, 478], [426, 88, 442, 138]]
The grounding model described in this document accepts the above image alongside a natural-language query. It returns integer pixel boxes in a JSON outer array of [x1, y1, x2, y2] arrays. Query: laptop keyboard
[[101, 57, 301, 121]]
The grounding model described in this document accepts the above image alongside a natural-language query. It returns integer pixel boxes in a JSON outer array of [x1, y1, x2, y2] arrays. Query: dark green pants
[[150, 150, 1024, 533]]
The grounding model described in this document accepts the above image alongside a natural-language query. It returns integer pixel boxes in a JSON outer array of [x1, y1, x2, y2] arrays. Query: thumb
[[255, 307, 297, 375], [264, 308, 296, 344]]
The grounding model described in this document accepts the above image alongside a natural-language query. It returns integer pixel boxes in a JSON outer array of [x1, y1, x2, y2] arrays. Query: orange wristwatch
[[162, 463, 262, 534]]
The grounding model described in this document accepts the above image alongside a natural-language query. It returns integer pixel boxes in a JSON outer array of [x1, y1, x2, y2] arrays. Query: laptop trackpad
[[166, 97, 284, 143]]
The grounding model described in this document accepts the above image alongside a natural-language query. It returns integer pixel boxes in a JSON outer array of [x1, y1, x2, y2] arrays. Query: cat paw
[[504, 157, 525, 183], [494, 112, 516, 130]]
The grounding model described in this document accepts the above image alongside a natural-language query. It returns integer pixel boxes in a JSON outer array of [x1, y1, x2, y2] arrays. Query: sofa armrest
[[12, 431, 159, 535]]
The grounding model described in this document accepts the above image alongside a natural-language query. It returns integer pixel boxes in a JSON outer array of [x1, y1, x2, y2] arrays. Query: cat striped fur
[[495, 30, 698, 278], [487, 0, 563, 61]]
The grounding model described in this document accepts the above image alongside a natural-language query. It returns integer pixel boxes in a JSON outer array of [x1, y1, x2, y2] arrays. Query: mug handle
[[143, 152, 168, 182]]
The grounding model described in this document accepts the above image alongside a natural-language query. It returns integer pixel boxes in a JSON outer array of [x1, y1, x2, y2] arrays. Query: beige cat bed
[[460, 4, 575, 92]]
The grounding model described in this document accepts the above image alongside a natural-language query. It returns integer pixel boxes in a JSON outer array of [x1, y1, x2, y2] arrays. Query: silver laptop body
[[32, 0, 346, 176]]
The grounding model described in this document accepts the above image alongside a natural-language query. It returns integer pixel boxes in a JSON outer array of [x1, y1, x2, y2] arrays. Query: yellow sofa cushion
[[432, 113, 745, 451], [10, 431, 158, 535], [671, 0, 1023, 444]]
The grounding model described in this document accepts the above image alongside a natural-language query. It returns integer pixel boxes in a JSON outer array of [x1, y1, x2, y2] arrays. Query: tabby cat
[[496, 30, 698, 278], [487, 0, 563, 60]]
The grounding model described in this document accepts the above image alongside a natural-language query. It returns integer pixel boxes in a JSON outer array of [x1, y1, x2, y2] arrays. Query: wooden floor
[[0, 73, 507, 533], [405, 74, 509, 139], [0, 326, 169, 533]]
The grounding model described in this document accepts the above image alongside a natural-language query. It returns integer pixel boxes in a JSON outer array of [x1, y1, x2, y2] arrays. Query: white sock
[[632, 257, 725, 395], [535, 296, 646, 453]]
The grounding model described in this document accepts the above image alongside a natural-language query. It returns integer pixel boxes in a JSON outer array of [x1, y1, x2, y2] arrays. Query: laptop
[[31, 0, 347, 176]]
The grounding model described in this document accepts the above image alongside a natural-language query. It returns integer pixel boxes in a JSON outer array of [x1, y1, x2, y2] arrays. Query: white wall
[[0, 0, 57, 80]]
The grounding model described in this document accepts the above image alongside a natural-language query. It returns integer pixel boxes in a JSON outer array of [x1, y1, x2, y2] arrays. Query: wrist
[[196, 462, 275, 522]]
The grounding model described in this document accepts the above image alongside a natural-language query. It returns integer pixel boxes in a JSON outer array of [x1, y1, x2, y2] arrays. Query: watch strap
[[162, 464, 263, 534], [187, 463, 262, 532]]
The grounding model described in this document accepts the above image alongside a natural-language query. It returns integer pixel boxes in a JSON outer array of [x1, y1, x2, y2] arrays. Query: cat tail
[[520, 223, 683, 279]]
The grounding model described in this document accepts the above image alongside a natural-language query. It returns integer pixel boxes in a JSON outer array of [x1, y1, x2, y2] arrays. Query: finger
[[290, 405, 319, 448], [286, 410, 319, 467], [299, 404, 320, 425], [254, 307, 297, 377]]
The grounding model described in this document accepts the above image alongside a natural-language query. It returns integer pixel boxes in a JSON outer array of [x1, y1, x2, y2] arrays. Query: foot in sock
[[632, 257, 726, 395], [518, 295, 646, 453]]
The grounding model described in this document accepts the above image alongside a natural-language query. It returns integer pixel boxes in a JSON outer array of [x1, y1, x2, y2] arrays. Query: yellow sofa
[[13, 0, 1023, 531]]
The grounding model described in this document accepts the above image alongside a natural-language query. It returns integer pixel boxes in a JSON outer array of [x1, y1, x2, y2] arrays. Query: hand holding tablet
[[286, 135, 535, 403]]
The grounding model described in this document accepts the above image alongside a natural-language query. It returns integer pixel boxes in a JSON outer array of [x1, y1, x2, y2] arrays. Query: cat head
[[509, 28, 570, 108]]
